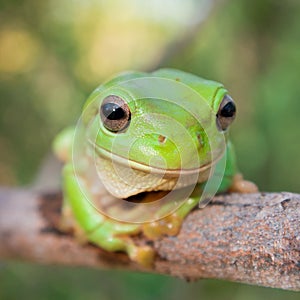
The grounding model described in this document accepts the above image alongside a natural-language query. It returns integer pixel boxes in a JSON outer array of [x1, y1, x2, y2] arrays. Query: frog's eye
[[216, 95, 236, 131], [100, 95, 131, 132]]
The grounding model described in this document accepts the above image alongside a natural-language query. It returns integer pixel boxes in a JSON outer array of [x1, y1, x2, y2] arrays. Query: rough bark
[[0, 188, 299, 291]]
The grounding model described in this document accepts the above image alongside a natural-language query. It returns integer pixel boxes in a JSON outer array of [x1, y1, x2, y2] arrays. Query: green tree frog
[[53, 68, 257, 266]]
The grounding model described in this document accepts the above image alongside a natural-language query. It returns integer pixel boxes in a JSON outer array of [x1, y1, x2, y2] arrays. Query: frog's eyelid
[[100, 95, 131, 133], [216, 95, 236, 131]]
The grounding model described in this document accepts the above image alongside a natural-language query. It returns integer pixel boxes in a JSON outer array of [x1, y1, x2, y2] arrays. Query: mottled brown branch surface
[[0, 188, 299, 291]]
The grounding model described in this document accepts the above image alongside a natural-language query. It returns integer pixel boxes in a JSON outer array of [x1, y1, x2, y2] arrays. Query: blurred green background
[[0, 0, 299, 299]]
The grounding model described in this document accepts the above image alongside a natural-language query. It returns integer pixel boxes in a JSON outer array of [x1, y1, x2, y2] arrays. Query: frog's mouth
[[86, 141, 223, 199], [89, 140, 221, 177]]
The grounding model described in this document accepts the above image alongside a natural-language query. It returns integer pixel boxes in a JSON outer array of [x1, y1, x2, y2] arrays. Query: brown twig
[[0, 188, 299, 291]]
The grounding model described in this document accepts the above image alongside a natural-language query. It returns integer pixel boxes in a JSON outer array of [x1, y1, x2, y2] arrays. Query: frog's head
[[81, 75, 236, 198]]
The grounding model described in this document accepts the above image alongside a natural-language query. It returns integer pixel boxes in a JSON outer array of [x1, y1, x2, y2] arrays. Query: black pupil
[[102, 103, 125, 120], [220, 102, 236, 118]]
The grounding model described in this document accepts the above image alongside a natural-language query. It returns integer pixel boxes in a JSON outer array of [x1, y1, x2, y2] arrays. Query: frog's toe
[[229, 174, 259, 193], [128, 245, 155, 268], [161, 213, 183, 236], [142, 213, 183, 239]]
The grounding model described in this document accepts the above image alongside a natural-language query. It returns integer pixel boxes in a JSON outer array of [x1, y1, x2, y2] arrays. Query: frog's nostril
[[158, 135, 166, 144]]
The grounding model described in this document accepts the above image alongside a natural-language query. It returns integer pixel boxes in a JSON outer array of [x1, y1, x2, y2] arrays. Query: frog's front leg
[[62, 164, 154, 267]]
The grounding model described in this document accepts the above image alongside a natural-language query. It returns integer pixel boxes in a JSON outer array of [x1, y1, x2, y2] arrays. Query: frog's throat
[[88, 142, 222, 177]]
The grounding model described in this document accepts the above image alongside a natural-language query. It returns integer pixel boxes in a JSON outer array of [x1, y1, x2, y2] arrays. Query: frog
[[53, 68, 258, 267]]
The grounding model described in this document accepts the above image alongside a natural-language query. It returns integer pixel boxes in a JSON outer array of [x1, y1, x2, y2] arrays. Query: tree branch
[[0, 188, 299, 291]]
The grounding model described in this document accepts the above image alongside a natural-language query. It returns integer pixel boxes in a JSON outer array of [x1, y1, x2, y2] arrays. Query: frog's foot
[[229, 173, 258, 193], [87, 220, 155, 267], [142, 213, 183, 239], [127, 243, 155, 267], [88, 234, 155, 268], [59, 205, 88, 244], [60, 207, 154, 267], [142, 196, 200, 239]]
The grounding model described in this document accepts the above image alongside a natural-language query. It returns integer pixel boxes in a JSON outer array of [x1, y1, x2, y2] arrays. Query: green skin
[[53, 69, 238, 266]]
